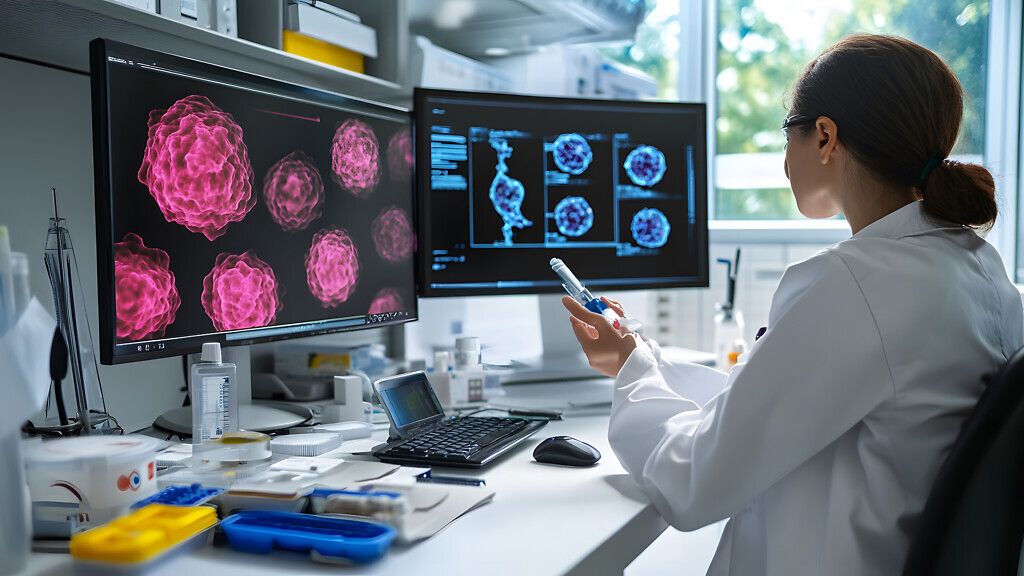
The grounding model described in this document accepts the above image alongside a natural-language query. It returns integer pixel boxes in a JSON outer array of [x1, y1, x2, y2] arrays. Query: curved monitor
[[91, 39, 417, 365], [415, 87, 709, 297]]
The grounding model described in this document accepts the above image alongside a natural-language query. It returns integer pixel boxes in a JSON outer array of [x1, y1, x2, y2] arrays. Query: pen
[[507, 408, 563, 420], [416, 471, 486, 486]]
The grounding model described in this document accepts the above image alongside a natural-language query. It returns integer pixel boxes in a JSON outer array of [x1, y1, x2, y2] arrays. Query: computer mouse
[[532, 435, 601, 467]]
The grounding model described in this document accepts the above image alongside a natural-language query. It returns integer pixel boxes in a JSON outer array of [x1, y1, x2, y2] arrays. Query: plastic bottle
[[0, 225, 13, 335], [426, 350, 453, 405], [714, 305, 745, 370], [714, 249, 746, 370], [190, 343, 238, 456], [10, 252, 29, 318], [727, 338, 748, 370]]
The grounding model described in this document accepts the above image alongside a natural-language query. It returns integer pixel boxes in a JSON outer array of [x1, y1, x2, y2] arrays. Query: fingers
[[561, 295, 606, 326], [600, 296, 625, 317], [569, 316, 599, 341]]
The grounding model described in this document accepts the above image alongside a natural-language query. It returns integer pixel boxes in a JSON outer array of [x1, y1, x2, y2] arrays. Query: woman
[[563, 34, 1023, 575]]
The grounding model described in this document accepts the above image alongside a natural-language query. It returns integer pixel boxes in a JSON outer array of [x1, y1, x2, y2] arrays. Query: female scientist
[[562, 34, 1023, 575]]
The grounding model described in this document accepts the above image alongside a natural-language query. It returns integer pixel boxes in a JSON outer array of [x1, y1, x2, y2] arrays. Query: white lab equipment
[[322, 375, 371, 423]]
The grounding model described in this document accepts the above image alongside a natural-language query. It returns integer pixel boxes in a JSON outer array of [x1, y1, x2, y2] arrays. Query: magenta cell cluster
[[331, 119, 381, 197], [305, 227, 360, 307], [201, 251, 283, 331], [387, 129, 413, 183], [114, 233, 180, 341], [262, 150, 325, 232], [368, 287, 404, 314], [138, 95, 255, 241], [371, 206, 414, 262]]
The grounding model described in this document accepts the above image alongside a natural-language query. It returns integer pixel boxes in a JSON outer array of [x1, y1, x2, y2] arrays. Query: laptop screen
[[375, 372, 444, 431]]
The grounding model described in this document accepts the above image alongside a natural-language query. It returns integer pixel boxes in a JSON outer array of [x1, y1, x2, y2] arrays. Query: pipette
[[550, 258, 641, 333]]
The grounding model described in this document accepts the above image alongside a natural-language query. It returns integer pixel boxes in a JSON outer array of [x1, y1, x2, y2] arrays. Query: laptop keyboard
[[373, 416, 547, 468]]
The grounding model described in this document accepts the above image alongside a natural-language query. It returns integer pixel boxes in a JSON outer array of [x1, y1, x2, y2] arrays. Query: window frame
[[682, 1, 1024, 263]]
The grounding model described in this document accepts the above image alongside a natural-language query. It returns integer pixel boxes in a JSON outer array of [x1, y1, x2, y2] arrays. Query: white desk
[[21, 380, 677, 576]]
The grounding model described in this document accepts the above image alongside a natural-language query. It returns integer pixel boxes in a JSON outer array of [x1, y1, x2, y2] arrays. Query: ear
[[815, 116, 840, 165]]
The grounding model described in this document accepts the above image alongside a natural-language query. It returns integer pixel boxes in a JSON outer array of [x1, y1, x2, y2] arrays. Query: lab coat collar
[[852, 201, 963, 241]]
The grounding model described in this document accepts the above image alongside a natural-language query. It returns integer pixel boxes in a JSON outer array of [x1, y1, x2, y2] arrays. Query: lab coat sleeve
[[648, 339, 731, 407], [608, 252, 894, 531]]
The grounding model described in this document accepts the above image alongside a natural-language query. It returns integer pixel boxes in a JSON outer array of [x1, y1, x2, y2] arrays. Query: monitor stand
[[498, 294, 599, 384], [152, 346, 315, 435]]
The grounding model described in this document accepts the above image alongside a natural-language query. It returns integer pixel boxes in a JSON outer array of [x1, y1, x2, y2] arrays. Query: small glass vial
[[191, 343, 238, 457]]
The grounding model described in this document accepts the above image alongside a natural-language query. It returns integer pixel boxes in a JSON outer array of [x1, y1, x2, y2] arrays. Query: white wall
[[0, 56, 186, 432]]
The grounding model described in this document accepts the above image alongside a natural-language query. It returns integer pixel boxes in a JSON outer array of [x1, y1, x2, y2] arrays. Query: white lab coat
[[610, 202, 1023, 575]]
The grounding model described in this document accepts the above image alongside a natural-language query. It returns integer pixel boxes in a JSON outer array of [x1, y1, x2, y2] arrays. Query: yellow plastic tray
[[70, 504, 216, 564]]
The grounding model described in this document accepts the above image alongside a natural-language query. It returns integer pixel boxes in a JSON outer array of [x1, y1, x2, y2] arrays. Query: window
[[604, 1, 1021, 277], [715, 0, 991, 220], [604, 1, 997, 213]]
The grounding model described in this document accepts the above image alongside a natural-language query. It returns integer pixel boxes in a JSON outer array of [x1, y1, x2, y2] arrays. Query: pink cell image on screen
[[330, 118, 380, 197], [306, 227, 360, 307], [138, 95, 255, 241], [201, 251, 283, 331], [114, 233, 180, 341], [387, 129, 413, 183], [371, 205, 414, 262], [368, 287, 403, 314], [263, 150, 324, 231]]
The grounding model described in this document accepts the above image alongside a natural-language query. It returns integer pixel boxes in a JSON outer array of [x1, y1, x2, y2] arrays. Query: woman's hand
[[561, 296, 638, 377]]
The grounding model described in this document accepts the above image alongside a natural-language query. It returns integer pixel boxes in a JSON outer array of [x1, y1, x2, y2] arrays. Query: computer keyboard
[[373, 416, 547, 468]]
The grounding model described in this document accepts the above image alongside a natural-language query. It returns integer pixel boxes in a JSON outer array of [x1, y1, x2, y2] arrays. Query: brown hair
[[789, 34, 996, 229]]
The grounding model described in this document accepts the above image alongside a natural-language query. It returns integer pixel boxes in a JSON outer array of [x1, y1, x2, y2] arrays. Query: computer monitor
[[91, 38, 417, 365], [414, 87, 708, 298]]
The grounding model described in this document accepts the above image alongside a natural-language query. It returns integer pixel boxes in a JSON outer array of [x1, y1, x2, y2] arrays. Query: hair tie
[[919, 157, 943, 183]]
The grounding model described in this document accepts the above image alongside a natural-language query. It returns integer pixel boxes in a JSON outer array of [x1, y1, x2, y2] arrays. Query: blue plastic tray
[[219, 510, 396, 563], [132, 484, 225, 509]]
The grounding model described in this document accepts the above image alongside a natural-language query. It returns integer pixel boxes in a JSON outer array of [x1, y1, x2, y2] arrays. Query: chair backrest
[[903, 346, 1024, 575]]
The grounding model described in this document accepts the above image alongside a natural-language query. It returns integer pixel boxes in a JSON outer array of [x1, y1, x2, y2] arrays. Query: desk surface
[[22, 380, 671, 576]]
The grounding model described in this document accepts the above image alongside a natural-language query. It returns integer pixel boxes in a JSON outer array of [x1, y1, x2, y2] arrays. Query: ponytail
[[920, 159, 996, 230]]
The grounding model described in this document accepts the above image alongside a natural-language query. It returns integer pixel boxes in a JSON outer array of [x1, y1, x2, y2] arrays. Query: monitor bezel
[[413, 87, 710, 298], [91, 38, 418, 365]]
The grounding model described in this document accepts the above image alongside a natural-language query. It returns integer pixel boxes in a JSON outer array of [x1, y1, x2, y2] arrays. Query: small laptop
[[371, 371, 547, 468]]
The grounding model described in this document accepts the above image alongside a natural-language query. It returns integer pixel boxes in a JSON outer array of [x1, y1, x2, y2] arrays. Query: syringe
[[550, 258, 641, 333]]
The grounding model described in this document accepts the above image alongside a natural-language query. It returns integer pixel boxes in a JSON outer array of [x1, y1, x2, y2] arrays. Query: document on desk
[[488, 396, 612, 416], [322, 480, 496, 545], [226, 460, 401, 497]]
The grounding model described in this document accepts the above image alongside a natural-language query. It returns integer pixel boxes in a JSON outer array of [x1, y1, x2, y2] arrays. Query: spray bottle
[[714, 249, 746, 370]]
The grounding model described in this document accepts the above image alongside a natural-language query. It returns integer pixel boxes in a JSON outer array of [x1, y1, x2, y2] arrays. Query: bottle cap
[[201, 342, 222, 363]]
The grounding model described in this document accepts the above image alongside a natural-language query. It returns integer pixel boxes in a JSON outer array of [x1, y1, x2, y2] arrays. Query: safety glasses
[[781, 115, 816, 142]]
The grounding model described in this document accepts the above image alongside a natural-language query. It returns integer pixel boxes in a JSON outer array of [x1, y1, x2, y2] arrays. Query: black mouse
[[532, 435, 601, 467]]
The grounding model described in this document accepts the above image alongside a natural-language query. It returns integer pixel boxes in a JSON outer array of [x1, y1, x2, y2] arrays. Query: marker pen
[[416, 470, 486, 487]]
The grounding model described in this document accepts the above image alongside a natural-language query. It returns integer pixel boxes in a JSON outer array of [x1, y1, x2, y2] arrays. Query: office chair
[[902, 346, 1024, 575]]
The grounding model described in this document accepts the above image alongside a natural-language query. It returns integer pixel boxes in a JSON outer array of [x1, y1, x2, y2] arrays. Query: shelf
[[0, 0, 408, 104]]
